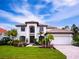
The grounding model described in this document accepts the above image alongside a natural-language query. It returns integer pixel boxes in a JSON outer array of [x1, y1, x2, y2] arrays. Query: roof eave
[[46, 32, 73, 34]]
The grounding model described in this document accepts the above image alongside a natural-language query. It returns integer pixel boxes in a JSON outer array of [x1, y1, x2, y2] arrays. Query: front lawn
[[0, 46, 66, 59]]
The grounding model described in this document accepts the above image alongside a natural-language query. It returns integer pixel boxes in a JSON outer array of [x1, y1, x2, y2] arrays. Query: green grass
[[0, 46, 66, 59]]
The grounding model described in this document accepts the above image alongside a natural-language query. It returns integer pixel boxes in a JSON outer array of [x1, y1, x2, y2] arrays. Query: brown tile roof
[[0, 28, 7, 33], [47, 28, 73, 34]]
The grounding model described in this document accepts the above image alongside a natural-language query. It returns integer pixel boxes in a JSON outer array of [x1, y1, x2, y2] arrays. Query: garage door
[[50, 34, 73, 45]]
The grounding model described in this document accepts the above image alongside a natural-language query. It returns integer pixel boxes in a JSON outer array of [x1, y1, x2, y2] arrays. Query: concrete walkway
[[54, 45, 79, 59]]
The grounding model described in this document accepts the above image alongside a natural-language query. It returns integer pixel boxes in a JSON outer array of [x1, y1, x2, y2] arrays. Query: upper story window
[[40, 27, 44, 32], [30, 26, 35, 33], [21, 27, 25, 31]]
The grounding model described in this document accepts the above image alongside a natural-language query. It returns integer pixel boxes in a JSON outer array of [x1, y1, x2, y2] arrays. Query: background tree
[[62, 26, 70, 30], [71, 24, 79, 33]]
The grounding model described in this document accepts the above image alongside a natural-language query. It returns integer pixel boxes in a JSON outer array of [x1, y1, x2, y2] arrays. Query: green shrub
[[18, 42, 27, 47], [12, 40, 27, 47], [12, 40, 20, 47], [73, 34, 79, 46], [7, 40, 13, 45], [73, 42, 79, 46], [0, 37, 11, 45]]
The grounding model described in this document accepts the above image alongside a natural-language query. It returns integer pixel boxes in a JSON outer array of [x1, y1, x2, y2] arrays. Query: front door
[[30, 36, 35, 43]]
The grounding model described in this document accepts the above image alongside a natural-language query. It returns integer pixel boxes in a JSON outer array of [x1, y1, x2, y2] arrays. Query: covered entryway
[[29, 26, 35, 43], [30, 36, 35, 43]]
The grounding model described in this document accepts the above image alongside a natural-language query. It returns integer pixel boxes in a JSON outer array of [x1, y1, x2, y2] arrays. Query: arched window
[[30, 26, 35, 33]]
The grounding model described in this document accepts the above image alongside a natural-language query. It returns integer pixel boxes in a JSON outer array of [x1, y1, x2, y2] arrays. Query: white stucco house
[[16, 21, 73, 45]]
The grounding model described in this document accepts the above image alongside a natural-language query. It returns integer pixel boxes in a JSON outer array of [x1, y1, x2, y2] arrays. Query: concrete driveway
[[54, 45, 79, 59]]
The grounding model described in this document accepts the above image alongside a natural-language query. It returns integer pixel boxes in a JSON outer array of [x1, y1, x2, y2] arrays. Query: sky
[[0, 0, 79, 30]]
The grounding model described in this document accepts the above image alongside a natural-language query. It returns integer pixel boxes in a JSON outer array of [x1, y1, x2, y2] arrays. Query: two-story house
[[16, 21, 73, 45]]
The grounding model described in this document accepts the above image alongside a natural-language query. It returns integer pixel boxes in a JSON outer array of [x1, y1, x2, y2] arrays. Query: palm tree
[[11, 29, 17, 40], [44, 34, 54, 48], [5, 29, 17, 40]]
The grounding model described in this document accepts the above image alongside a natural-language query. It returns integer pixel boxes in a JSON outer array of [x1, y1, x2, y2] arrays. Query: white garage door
[[50, 34, 73, 45]]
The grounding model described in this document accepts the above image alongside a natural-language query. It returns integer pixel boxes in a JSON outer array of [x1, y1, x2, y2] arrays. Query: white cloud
[[34, 5, 46, 11], [42, 0, 79, 22], [46, 4, 79, 22], [43, 0, 79, 10], [64, 0, 78, 6], [0, 0, 46, 24], [0, 2, 46, 30], [0, 6, 46, 24], [0, 0, 79, 29], [49, 0, 78, 7]]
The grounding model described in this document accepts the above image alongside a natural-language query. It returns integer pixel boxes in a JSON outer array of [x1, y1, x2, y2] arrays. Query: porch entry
[[30, 36, 35, 43]]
